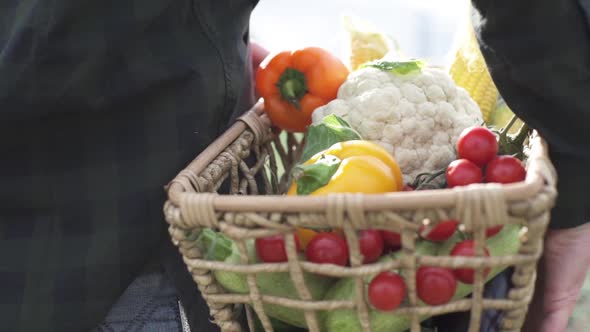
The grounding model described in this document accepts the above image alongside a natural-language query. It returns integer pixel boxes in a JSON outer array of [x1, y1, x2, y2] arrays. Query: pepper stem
[[277, 68, 307, 110]]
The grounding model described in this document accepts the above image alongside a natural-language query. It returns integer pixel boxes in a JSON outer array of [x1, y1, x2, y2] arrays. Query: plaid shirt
[[0, 0, 257, 331]]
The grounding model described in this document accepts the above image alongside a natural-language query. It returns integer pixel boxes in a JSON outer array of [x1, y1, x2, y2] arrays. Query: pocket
[[93, 272, 183, 332]]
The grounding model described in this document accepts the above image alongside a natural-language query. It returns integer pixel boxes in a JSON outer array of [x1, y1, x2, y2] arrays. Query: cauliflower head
[[311, 63, 483, 184]]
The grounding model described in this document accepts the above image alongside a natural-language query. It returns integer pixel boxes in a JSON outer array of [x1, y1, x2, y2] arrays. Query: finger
[[250, 42, 270, 100], [250, 42, 269, 70]]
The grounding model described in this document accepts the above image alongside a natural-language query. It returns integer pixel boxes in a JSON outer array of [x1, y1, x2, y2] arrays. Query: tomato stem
[[513, 122, 530, 146], [500, 114, 519, 136], [412, 168, 446, 190], [277, 68, 308, 109], [496, 114, 530, 160], [458, 229, 469, 241]]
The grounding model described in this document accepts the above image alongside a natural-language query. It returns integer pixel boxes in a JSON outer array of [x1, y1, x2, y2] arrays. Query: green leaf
[[299, 114, 362, 162], [294, 154, 342, 195], [360, 59, 426, 75], [195, 228, 235, 261]]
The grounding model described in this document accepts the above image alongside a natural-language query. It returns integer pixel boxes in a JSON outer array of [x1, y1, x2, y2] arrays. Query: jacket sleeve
[[470, 0, 590, 229]]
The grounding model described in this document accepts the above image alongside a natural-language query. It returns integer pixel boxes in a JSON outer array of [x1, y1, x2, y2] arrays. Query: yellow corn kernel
[[449, 26, 499, 123], [342, 15, 393, 71]]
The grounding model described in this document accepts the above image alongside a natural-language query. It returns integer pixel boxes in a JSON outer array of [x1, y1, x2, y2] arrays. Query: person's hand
[[250, 42, 269, 73], [250, 42, 269, 99], [523, 223, 590, 332]]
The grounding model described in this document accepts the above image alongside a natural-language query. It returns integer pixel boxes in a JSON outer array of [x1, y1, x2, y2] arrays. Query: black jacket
[[471, 0, 590, 229], [0, 0, 257, 331]]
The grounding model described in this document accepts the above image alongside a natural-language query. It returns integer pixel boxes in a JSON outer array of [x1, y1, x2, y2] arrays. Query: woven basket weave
[[164, 101, 558, 332]]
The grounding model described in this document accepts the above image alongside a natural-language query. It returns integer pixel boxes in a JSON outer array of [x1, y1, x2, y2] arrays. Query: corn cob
[[342, 15, 393, 71], [449, 26, 498, 123]]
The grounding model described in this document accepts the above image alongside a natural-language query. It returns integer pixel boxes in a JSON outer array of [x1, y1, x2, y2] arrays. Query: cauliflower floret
[[312, 65, 483, 184]]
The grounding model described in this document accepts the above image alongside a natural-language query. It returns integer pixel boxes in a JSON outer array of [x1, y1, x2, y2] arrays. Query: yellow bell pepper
[[288, 140, 401, 249], [287, 140, 402, 196]]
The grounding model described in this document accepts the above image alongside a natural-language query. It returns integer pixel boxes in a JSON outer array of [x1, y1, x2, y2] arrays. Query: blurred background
[[250, 0, 469, 67], [250, 1, 590, 331]]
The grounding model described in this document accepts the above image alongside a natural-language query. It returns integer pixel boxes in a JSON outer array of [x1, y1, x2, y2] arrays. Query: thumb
[[250, 42, 269, 71], [249, 42, 269, 100]]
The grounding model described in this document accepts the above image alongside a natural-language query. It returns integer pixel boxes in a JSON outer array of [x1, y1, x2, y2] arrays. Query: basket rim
[[166, 100, 554, 212]]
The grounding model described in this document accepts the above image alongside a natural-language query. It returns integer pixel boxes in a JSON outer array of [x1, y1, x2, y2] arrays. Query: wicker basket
[[164, 101, 558, 332]]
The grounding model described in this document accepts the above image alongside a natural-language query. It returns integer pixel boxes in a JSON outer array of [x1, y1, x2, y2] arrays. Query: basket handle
[[166, 99, 270, 197]]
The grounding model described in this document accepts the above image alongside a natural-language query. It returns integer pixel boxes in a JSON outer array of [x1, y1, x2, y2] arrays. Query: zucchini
[[196, 229, 335, 329], [322, 225, 522, 332]]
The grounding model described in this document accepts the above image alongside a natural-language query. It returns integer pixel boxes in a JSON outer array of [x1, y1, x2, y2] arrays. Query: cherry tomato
[[332, 228, 345, 238], [402, 185, 415, 191], [485, 225, 503, 238], [295, 227, 319, 250], [450, 240, 491, 284], [306, 233, 349, 266], [381, 230, 402, 248], [446, 159, 483, 188], [359, 230, 385, 264], [419, 220, 459, 242], [485, 155, 527, 184], [256, 234, 301, 263], [385, 244, 402, 253], [368, 271, 406, 311], [416, 266, 457, 305], [457, 126, 499, 167]]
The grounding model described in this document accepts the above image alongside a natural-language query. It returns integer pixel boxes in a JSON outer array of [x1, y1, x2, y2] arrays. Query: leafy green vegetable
[[195, 229, 335, 329], [195, 228, 234, 261], [360, 59, 426, 75], [299, 114, 362, 162], [294, 154, 342, 195]]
